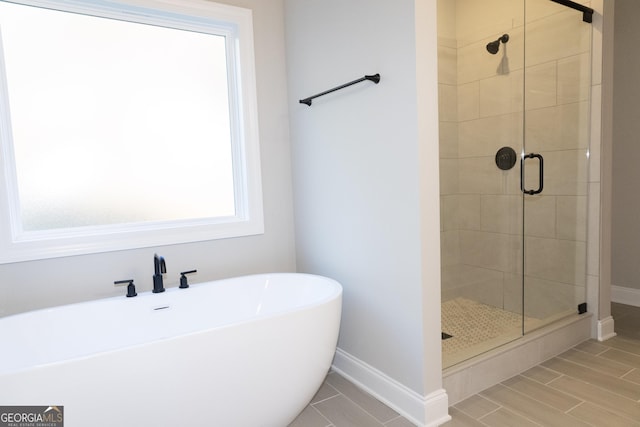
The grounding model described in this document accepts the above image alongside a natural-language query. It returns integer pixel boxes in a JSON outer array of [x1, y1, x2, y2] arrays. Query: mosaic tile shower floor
[[441, 297, 541, 367]]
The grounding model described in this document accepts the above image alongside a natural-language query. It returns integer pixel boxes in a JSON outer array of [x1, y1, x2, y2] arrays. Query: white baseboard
[[611, 285, 640, 307], [332, 348, 451, 427], [597, 316, 616, 341]]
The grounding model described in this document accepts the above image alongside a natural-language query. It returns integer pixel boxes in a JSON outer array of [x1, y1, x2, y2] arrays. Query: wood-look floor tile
[[442, 407, 485, 426], [442, 308, 640, 427], [479, 407, 540, 427], [520, 365, 562, 384], [479, 384, 590, 427], [311, 380, 340, 404], [574, 339, 609, 355], [601, 348, 640, 369], [313, 395, 385, 427], [288, 406, 332, 427], [501, 375, 582, 411], [325, 373, 399, 423], [454, 394, 499, 419], [602, 336, 640, 356], [567, 401, 640, 427], [558, 348, 634, 377], [385, 416, 419, 427], [623, 368, 640, 385], [547, 375, 640, 421], [294, 305, 640, 427], [542, 357, 640, 400]]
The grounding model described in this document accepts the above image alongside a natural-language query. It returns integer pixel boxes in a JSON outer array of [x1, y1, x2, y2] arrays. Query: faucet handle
[[114, 279, 137, 297], [179, 270, 197, 289]]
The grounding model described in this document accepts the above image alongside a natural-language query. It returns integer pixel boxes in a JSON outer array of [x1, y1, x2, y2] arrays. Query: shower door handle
[[521, 153, 544, 195]]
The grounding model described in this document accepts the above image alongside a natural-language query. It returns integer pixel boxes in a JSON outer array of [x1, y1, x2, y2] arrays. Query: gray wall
[[285, 0, 441, 398], [0, 0, 296, 316], [612, 0, 640, 291]]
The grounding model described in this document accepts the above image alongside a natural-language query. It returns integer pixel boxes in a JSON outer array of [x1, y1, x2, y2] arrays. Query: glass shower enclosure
[[437, 0, 592, 368]]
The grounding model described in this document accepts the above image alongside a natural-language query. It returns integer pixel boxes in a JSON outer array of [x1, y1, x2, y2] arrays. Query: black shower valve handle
[[179, 270, 198, 289]]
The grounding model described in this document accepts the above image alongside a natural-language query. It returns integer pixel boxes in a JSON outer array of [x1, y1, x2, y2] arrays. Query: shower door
[[438, 0, 527, 368], [438, 0, 591, 368], [521, 0, 591, 333]]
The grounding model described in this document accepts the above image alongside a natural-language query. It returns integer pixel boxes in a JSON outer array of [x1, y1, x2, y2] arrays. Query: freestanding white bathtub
[[0, 273, 342, 427]]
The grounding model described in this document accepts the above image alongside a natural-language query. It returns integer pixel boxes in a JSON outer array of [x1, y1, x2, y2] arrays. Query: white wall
[[285, 0, 422, 389], [0, 0, 296, 316], [416, 0, 449, 419], [285, 0, 447, 424]]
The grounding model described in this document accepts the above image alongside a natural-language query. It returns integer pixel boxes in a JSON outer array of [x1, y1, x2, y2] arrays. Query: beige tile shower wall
[[439, 39, 459, 269], [439, 0, 592, 316], [449, 0, 525, 307], [455, 0, 524, 51], [438, 0, 460, 294]]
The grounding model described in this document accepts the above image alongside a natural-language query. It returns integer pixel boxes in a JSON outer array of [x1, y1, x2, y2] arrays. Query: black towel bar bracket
[[550, 0, 594, 23], [299, 73, 380, 106]]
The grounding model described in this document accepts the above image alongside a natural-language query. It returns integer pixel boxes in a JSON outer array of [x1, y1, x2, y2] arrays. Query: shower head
[[486, 40, 500, 55], [486, 34, 509, 55]]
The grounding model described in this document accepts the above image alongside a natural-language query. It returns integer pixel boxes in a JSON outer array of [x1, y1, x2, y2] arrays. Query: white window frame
[[0, 0, 264, 263]]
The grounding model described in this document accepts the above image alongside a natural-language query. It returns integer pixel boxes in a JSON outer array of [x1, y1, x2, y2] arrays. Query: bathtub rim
[[0, 272, 343, 376], [1, 271, 342, 321]]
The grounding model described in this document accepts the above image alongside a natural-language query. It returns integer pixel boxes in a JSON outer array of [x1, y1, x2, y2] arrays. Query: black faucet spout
[[153, 254, 166, 293], [154, 253, 166, 275]]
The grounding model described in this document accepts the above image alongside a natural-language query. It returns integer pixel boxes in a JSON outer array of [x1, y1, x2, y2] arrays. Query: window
[[0, 0, 263, 263]]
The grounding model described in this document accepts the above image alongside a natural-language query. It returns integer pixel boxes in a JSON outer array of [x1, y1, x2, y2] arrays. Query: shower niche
[[437, 0, 592, 368]]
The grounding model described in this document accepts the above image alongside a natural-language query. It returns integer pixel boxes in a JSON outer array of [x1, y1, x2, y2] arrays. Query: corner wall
[[285, 0, 448, 425], [610, 0, 640, 307]]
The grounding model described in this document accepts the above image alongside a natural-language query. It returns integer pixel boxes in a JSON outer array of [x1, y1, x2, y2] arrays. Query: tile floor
[[288, 370, 415, 427], [290, 303, 640, 427]]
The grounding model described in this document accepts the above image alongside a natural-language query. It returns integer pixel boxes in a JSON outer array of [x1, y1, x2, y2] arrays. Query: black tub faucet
[[153, 254, 166, 293]]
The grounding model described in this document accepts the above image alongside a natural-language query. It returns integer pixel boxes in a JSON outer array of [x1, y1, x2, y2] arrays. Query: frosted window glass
[[0, 2, 235, 231]]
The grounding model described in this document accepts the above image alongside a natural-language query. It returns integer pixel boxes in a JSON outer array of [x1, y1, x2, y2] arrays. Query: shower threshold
[[442, 311, 591, 405]]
